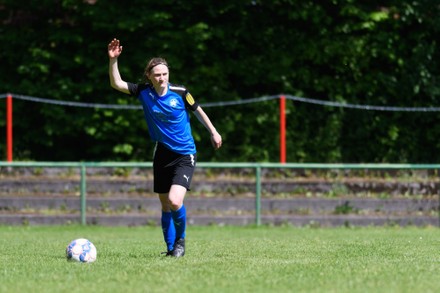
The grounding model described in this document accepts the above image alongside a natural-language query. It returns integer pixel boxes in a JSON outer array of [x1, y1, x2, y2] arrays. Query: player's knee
[[169, 199, 182, 211]]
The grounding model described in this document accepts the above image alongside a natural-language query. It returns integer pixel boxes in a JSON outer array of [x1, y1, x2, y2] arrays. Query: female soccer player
[[108, 38, 222, 257]]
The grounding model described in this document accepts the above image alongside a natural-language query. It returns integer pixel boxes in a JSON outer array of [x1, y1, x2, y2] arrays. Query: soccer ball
[[66, 238, 97, 263]]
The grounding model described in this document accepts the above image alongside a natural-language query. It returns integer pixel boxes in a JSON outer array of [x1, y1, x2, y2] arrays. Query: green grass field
[[1, 225, 440, 293]]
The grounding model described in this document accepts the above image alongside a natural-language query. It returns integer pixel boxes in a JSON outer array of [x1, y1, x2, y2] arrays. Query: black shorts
[[153, 143, 197, 193]]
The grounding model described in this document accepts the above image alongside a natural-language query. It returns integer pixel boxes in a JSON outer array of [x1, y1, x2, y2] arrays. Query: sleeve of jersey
[[184, 91, 199, 111], [127, 82, 139, 97]]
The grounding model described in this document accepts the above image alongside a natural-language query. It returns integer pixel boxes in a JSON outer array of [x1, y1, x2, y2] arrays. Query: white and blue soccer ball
[[66, 238, 97, 263]]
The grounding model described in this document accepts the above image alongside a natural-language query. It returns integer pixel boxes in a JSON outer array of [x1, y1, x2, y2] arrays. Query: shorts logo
[[183, 175, 190, 182]]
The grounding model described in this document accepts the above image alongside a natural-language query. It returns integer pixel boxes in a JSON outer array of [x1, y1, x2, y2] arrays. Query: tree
[[0, 0, 439, 162]]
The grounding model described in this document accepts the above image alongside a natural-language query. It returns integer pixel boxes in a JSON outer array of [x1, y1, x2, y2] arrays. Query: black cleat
[[172, 238, 185, 257], [161, 250, 173, 257]]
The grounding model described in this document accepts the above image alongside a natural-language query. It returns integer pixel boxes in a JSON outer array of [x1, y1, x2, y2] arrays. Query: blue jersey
[[128, 82, 199, 155]]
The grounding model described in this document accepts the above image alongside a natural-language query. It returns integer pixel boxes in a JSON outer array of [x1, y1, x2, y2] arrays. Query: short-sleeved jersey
[[128, 82, 199, 155]]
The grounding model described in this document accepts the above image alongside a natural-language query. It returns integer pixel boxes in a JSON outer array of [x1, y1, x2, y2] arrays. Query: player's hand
[[211, 132, 222, 150], [108, 38, 123, 59]]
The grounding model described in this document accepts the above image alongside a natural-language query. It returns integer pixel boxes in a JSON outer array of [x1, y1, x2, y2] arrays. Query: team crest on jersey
[[186, 93, 195, 106], [170, 98, 178, 107]]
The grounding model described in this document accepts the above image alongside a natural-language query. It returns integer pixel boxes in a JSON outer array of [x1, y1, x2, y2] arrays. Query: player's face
[[148, 64, 169, 91]]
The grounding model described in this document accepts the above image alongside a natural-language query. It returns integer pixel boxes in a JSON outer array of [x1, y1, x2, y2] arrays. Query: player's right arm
[[108, 38, 130, 94]]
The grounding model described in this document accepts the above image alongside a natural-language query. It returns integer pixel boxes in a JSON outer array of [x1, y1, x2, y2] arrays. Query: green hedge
[[0, 1, 439, 163]]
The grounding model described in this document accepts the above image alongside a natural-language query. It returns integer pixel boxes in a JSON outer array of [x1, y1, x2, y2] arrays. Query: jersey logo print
[[170, 98, 178, 107]]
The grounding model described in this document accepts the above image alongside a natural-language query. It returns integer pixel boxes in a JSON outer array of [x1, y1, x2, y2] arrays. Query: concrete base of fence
[[1, 196, 438, 227], [0, 214, 437, 227]]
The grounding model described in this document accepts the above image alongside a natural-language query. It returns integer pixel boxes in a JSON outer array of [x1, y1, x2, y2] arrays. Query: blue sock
[[171, 205, 186, 240], [161, 211, 176, 251]]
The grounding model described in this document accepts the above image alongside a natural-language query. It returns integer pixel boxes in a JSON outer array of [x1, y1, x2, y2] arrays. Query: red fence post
[[280, 95, 286, 163], [6, 93, 12, 162]]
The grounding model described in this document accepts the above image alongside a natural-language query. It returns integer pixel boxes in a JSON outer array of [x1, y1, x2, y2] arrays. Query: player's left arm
[[193, 106, 222, 150], [183, 90, 222, 149]]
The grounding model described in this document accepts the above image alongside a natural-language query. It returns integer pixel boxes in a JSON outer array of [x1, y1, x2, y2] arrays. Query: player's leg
[[169, 184, 187, 235], [168, 184, 187, 257], [159, 193, 175, 254], [153, 143, 177, 255], [168, 154, 196, 257]]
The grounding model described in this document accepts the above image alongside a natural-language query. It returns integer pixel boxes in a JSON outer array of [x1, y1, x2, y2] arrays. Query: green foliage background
[[0, 0, 439, 163]]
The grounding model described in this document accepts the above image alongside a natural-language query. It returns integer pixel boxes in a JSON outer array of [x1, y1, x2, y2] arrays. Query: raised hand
[[108, 38, 123, 59]]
